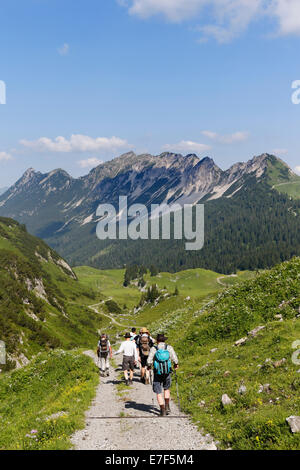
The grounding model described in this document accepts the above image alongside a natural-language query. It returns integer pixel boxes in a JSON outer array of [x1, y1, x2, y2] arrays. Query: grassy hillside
[[74, 267, 139, 311], [150, 258, 300, 450], [0, 349, 98, 450], [273, 181, 300, 199], [0, 217, 107, 370], [266, 156, 300, 199]]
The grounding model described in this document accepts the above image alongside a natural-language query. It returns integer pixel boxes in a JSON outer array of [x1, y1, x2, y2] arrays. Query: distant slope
[[267, 157, 300, 199], [0, 217, 105, 370], [273, 180, 300, 199], [74, 266, 255, 311]]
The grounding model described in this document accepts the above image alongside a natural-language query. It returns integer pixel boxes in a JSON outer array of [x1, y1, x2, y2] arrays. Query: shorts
[[122, 355, 135, 371], [153, 374, 172, 394]]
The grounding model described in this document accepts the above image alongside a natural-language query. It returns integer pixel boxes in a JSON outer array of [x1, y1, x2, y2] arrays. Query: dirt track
[[71, 351, 217, 450]]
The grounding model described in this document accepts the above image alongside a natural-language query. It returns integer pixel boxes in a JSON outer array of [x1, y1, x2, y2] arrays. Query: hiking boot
[[141, 376, 145, 384], [159, 405, 166, 417], [145, 377, 150, 385], [125, 380, 129, 386], [105, 369, 110, 377], [129, 380, 133, 385], [165, 402, 171, 415]]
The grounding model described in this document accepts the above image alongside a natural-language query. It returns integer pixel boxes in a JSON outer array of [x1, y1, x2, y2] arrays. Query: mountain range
[[0, 152, 300, 273]]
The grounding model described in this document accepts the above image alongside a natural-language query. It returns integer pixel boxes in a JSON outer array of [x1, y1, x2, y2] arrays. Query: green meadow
[[0, 350, 98, 450]]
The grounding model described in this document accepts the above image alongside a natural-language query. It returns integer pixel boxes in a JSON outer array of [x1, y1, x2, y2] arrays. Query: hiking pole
[[174, 369, 181, 413], [149, 369, 155, 408]]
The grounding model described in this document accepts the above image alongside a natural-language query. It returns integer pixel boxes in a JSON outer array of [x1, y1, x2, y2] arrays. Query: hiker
[[130, 327, 137, 341], [135, 327, 154, 384], [147, 333, 179, 417], [114, 332, 138, 386], [97, 333, 112, 377]]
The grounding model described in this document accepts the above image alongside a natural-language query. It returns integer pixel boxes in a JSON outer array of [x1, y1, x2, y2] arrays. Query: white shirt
[[115, 340, 138, 360]]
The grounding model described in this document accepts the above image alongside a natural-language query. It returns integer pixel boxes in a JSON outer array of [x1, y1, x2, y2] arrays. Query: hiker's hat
[[124, 332, 131, 338], [140, 327, 148, 334], [157, 333, 167, 342]]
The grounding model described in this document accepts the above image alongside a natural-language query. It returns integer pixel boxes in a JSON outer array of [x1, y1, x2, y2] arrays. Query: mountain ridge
[[0, 152, 299, 273], [0, 151, 291, 213]]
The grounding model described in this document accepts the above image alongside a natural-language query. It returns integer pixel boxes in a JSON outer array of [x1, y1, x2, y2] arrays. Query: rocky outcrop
[[286, 416, 300, 433]]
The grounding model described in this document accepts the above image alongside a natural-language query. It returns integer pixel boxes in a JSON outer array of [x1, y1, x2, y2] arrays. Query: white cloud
[[0, 151, 12, 161], [294, 166, 300, 175], [272, 148, 288, 156], [128, 0, 206, 22], [271, 0, 300, 36], [78, 158, 103, 169], [58, 43, 70, 56], [20, 135, 131, 154], [163, 140, 211, 154], [120, 1, 300, 41], [198, 0, 263, 43], [202, 130, 249, 144], [201, 130, 218, 140]]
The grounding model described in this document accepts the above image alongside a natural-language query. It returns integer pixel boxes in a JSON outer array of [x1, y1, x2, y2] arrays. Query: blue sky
[[0, 0, 300, 187]]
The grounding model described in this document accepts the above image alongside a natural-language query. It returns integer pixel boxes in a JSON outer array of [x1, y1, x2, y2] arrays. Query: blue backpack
[[154, 344, 171, 375]]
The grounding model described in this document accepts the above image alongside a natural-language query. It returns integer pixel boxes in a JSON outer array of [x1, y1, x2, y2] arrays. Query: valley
[[1, 220, 299, 450]]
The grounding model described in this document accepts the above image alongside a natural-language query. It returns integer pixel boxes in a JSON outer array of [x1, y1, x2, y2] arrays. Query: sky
[[0, 0, 300, 187]]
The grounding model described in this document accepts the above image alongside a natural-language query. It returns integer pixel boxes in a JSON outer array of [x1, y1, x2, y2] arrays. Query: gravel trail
[[216, 274, 237, 286], [71, 351, 217, 450], [88, 304, 128, 328]]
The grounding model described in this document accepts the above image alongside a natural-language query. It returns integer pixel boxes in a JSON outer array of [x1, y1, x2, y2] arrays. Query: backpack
[[99, 335, 109, 354], [140, 335, 150, 356], [153, 344, 171, 375]]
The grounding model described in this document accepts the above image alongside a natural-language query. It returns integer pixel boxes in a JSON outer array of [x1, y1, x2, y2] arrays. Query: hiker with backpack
[[147, 333, 179, 417], [130, 327, 137, 341], [135, 327, 154, 385], [114, 332, 138, 386], [97, 334, 112, 377]]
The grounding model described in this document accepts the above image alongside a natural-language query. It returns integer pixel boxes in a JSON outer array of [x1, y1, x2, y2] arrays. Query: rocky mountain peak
[[199, 156, 218, 168], [21, 167, 36, 182]]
